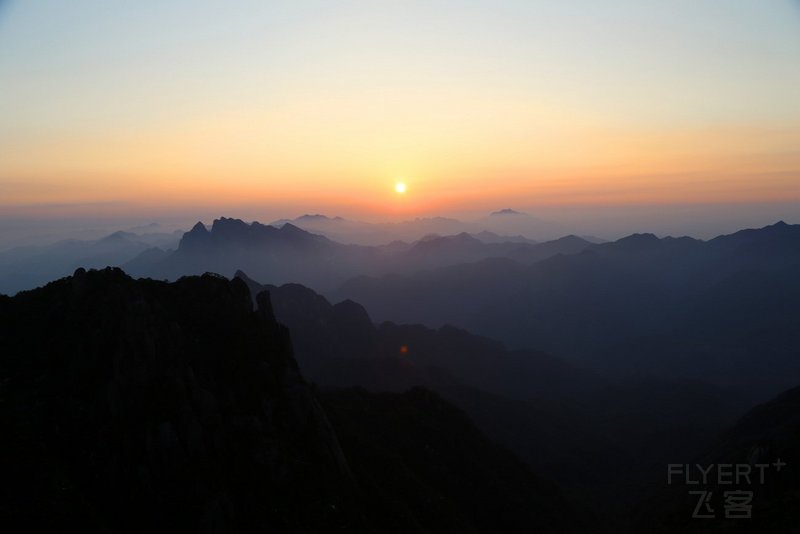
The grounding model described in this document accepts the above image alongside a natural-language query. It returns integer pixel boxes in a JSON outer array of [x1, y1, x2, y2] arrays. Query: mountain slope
[[636, 384, 800, 533], [0, 267, 577, 533], [235, 271, 593, 400], [235, 273, 750, 531], [338, 222, 800, 396], [322, 387, 583, 533]]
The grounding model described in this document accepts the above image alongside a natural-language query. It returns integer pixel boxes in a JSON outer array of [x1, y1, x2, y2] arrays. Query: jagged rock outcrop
[[0, 268, 361, 532]]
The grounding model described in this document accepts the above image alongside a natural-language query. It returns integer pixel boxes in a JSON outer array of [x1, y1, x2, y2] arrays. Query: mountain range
[[233, 271, 758, 528], [9, 218, 794, 399], [269, 210, 570, 245], [120, 217, 594, 293], [0, 212, 599, 296], [3, 217, 800, 531], [339, 221, 800, 398]]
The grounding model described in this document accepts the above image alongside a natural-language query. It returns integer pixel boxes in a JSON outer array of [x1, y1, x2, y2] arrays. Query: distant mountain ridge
[[270, 211, 566, 244], [0, 228, 182, 296], [338, 221, 800, 397], [0, 212, 597, 295], [181, 218, 332, 251], [119, 217, 594, 293]]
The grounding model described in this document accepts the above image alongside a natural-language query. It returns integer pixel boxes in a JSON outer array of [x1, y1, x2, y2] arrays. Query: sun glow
[[0, 2, 798, 218]]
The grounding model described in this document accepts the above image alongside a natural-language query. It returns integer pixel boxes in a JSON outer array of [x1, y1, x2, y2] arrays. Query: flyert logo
[[667, 459, 788, 520]]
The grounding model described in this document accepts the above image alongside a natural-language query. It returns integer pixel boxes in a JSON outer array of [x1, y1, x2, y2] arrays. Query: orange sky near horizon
[[4, 118, 798, 216], [1, 1, 799, 220]]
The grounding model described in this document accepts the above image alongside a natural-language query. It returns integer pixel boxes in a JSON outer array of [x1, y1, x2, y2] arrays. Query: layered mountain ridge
[[339, 221, 800, 397], [119, 217, 594, 293]]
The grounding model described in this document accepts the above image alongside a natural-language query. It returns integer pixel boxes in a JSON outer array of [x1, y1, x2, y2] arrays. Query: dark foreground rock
[[0, 268, 577, 533]]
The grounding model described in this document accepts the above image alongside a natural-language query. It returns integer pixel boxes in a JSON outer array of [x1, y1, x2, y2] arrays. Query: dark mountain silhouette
[[338, 222, 800, 398], [235, 271, 753, 530], [234, 270, 593, 400], [436, 378, 750, 529], [121, 217, 593, 294], [635, 383, 800, 533], [0, 267, 577, 533], [321, 387, 582, 534], [0, 268, 361, 532], [126, 218, 355, 290]]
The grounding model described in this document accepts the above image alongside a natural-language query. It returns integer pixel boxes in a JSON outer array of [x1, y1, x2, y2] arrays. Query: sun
[[394, 182, 407, 194]]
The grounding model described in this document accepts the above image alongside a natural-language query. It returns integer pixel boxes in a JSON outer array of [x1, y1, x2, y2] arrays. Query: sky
[[1, 0, 799, 244]]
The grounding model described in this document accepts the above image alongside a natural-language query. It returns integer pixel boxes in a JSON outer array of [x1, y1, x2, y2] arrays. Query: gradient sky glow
[[1, 0, 799, 224]]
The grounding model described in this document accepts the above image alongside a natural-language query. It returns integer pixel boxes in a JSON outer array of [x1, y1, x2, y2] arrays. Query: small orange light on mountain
[[400, 345, 408, 355]]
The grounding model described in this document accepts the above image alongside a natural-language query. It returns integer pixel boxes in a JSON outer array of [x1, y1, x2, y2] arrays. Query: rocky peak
[[1, 267, 360, 532], [178, 221, 211, 251]]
